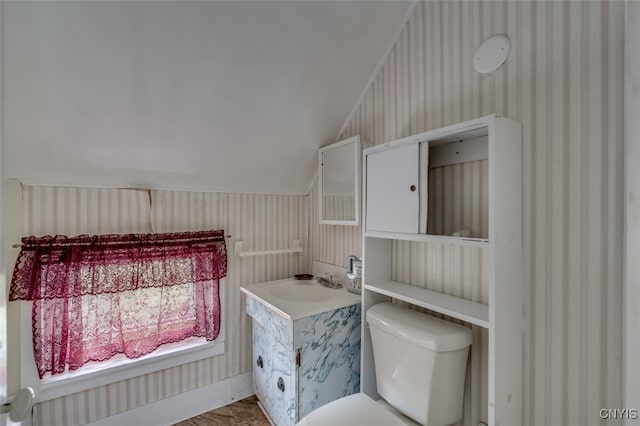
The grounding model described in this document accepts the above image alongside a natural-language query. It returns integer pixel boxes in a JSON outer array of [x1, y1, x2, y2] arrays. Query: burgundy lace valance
[[9, 230, 227, 301]]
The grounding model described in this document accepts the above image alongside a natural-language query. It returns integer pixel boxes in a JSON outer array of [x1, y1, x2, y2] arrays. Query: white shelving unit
[[363, 230, 489, 248], [360, 114, 522, 426], [363, 281, 489, 327]]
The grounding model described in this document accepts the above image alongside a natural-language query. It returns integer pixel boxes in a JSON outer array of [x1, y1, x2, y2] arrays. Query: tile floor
[[173, 395, 271, 426]]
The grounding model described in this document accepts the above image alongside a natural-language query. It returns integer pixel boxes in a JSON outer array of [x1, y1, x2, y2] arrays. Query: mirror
[[319, 136, 360, 225]]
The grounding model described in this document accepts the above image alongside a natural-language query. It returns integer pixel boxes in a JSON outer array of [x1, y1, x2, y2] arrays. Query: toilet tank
[[366, 303, 473, 426]]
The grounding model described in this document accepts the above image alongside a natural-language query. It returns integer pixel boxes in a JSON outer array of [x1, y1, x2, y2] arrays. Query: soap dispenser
[[346, 255, 362, 294]]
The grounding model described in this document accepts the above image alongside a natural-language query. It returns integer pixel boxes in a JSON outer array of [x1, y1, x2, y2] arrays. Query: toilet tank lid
[[366, 303, 472, 352]]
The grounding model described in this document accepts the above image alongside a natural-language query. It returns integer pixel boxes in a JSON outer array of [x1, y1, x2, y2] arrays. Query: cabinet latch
[[295, 348, 301, 367]]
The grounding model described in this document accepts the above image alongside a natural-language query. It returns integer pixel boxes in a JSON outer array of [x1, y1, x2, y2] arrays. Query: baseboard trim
[[257, 400, 276, 426], [85, 371, 253, 426]]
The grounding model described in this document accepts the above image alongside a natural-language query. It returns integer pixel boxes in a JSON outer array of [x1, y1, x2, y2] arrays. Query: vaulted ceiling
[[3, 1, 413, 194]]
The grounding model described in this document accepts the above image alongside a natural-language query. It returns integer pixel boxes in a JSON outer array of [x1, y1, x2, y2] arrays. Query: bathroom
[[0, 1, 639, 426]]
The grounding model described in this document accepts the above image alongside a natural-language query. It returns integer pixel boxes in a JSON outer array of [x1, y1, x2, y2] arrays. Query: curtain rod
[[12, 234, 232, 249]]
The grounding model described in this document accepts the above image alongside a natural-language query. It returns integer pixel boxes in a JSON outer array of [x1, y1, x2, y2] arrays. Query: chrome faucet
[[316, 274, 342, 289]]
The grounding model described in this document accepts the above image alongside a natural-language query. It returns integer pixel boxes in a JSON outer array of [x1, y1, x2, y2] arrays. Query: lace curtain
[[9, 230, 227, 378]]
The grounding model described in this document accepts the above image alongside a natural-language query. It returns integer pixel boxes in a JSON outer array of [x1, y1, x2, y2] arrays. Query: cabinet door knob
[[277, 377, 285, 392], [410, 185, 416, 192], [256, 355, 263, 369]]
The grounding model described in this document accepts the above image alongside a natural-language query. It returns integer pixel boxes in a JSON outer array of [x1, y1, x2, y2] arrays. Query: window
[[9, 230, 227, 379]]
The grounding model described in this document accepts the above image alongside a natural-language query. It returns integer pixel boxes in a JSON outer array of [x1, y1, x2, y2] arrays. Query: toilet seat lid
[[296, 393, 414, 426]]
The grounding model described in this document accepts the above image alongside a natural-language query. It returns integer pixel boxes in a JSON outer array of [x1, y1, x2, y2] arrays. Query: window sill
[[37, 338, 225, 403], [17, 280, 228, 404]]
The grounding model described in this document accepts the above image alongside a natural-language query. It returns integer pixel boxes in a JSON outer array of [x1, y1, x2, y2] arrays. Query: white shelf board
[[234, 239, 302, 257], [364, 231, 489, 248], [363, 281, 489, 328]]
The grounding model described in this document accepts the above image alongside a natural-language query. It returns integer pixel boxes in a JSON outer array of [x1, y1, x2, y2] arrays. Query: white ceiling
[[3, 0, 413, 194]]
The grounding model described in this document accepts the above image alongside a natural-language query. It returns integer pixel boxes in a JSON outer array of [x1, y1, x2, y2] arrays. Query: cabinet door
[[270, 341, 296, 426], [252, 322, 271, 403], [365, 143, 420, 233]]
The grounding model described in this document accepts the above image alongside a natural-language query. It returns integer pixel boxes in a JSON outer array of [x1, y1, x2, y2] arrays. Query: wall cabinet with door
[[361, 114, 523, 425]]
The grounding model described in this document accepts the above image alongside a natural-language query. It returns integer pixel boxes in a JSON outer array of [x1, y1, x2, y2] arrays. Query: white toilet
[[297, 302, 472, 426]]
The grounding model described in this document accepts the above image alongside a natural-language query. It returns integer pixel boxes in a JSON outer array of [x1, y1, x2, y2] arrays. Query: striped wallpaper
[[427, 159, 488, 239], [11, 1, 627, 425], [392, 241, 488, 426], [20, 186, 310, 426], [322, 195, 356, 222], [308, 178, 362, 268], [327, 1, 624, 425]]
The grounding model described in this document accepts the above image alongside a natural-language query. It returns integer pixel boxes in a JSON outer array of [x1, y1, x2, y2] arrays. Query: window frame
[[18, 280, 226, 402]]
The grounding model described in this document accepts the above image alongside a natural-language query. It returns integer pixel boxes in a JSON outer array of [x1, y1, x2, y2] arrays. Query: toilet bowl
[[296, 302, 472, 426], [296, 393, 418, 426]]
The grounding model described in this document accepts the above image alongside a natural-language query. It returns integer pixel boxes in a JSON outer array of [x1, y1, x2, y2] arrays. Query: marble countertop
[[240, 278, 361, 320]]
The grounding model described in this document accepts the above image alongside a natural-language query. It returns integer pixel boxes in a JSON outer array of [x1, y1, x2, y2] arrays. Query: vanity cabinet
[[246, 296, 361, 426], [361, 114, 523, 426]]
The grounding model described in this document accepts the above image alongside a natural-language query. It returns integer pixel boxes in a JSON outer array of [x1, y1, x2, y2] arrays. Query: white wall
[[5, 181, 22, 397], [4, 1, 630, 424], [0, 0, 6, 411], [325, 1, 625, 424], [2, 1, 412, 194], [624, 0, 640, 417]]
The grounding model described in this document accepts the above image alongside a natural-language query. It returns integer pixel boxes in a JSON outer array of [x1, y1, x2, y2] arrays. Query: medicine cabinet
[[365, 127, 489, 241], [319, 136, 361, 226], [361, 114, 523, 426]]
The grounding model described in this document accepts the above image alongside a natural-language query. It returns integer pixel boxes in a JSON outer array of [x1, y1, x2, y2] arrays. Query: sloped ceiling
[[3, 0, 413, 194]]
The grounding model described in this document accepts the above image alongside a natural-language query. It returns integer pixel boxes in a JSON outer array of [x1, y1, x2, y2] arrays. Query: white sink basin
[[271, 284, 333, 303], [241, 278, 360, 320]]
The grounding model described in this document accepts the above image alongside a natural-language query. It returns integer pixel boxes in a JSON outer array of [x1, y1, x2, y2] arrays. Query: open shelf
[[364, 230, 488, 248], [363, 280, 489, 328]]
